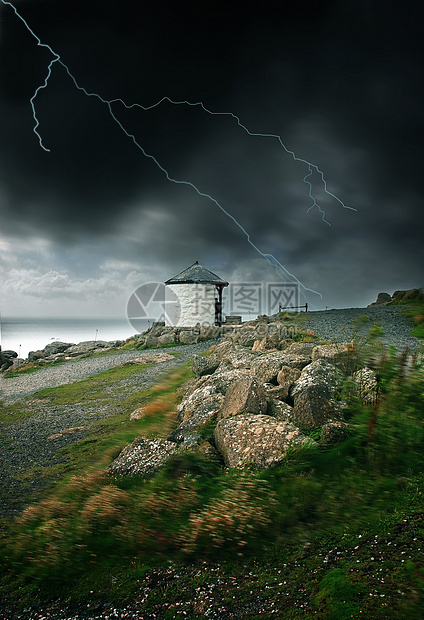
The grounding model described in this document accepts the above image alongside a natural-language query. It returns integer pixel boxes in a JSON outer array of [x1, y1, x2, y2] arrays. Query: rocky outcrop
[[368, 288, 424, 307], [14, 321, 222, 371], [368, 292, 391, 306], [108, 314, 382, 477], [214, 414, 313, 468], [26, 339, 120, 365], [130, 322, 223, 350]]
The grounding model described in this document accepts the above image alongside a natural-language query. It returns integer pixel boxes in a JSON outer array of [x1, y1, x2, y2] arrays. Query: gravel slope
[[293, 305, 420, 351]]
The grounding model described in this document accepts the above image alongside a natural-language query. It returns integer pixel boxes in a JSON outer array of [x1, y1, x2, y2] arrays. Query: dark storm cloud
[[0, 0, 423, 310]]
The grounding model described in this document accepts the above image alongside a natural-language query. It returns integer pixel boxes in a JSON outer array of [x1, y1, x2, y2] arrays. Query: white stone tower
[[164, 261, 228, 327]]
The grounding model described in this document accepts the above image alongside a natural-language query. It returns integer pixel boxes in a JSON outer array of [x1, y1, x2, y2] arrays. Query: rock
[[199, 325, 222, 340], [263, 383, 293, 401], [352, 367, 379, 405], [276, 344, 314, 370], [267, 399, 294, 421], [179, 330, 199, 345], [167, 394, 220, 442], [27, 349, 44, 362], [178, 393, 224, 425], [217, 345, 257, 371], [65, 340, 111, 356], [368, 292, 392, 307], [3, 357, 26, 375], [210, 340, 234, 360], [0, 350, 18, 371], [42, 341, 74, 356], [250, 352, 284, 384], [157, 332, 176, 346], [219, 375, 266, 419], [108, 437, 178, 478], [276, 365, 301, 399], [144, 335, 159, 348], [290, 359, 342, 427], [193, 368, 251, 399], [236, 330, 258, 348], [252, 335, 279, 352], [192, 354, 219, 377], [130, 407, 146, 420], [368, 288, 424, 307], [312, 343, 357, 372], [285, 342, 315, 357], [320, 422, 350, 446], [214, 414, 312, 468], [391, 288, 424, 304], [148, 321, 166, 336]]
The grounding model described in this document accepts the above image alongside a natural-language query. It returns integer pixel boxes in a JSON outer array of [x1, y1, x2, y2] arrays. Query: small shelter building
[[164, 261, 229, 327]]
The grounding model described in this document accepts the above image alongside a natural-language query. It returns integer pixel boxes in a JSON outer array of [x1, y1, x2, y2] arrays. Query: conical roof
[[165, 261, 229, 286]]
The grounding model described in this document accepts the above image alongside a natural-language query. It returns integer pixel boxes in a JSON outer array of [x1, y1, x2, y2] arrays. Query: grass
[[401, 304, 424, 339], [1, 333, 424, 617]]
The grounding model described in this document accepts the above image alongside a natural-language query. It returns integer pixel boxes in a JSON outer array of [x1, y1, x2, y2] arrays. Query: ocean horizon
[[0, 317, 151, 360]]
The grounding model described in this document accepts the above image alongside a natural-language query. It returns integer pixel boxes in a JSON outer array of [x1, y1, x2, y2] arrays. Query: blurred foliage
[[1, 326, 424, 617]]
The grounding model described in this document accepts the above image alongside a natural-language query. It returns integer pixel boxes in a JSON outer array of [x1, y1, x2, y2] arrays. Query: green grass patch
[[401, 304, 424, 339], [32, 362, 152, 406]]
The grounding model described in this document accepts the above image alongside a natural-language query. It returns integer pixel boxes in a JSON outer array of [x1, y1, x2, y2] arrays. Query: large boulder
[[214, 414, 312, 468], [65, 340, 111, 356], [168, 394, 222, 443], [192, 354, 220, 378], [0, 350, 18, 371], [251, 322, 295, 352], [290, 359, 342, 427], [180, 369, 251, 414], [217, 345, 257, 371], [320, 422, 350, 446], [179, 330, 198, 345], [250, 352, 284, 384], [219, 375, 266, 419], [276, 342, 314, 370], [178, 393, 224, 424], [108, 437, 177, 478], [267, 399, 294, 421], [27, 349, 44, 362], [312, 343, 357, 373], [42, 341, 74, 356], [157, 332, 176, 346], [276, 365, 302, 399]]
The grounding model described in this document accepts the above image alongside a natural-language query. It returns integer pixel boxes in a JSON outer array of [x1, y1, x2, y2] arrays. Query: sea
[[0, 317, 150, 360]]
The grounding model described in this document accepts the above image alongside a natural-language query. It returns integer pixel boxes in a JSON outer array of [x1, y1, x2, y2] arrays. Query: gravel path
[[0, 340, 218, 519], [0, 341, 219, 405]]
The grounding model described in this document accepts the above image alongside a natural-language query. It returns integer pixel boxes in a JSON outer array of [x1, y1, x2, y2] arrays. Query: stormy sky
[[0, 0, 423, 318]]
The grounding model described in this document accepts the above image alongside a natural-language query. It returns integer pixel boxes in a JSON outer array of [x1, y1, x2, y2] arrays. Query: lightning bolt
[[1, 0, 356, 305]]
